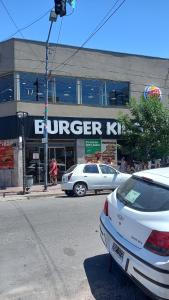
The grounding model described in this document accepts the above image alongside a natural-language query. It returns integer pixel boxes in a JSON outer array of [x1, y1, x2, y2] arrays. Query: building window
[[18, 72, 129, 107], [106, 81, 129, 106], [81, 79, 104, 106], [55, 76, 77, 104], [20, 73, 45, 102], [0, 74, 14, 102]]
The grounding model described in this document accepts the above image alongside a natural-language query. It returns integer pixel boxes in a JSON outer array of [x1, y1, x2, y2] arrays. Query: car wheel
[[65, 190, 74, 196], [73, 182, 87, 197]]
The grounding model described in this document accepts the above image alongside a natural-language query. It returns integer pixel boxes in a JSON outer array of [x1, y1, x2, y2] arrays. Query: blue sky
[[0, 0, 169, 58]]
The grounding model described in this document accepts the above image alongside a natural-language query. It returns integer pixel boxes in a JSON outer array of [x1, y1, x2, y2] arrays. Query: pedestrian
[[155, 159, 161, 168], [120, 156, 127, 172], [49, 159, 58, 185], [147, 160, 152, 169]]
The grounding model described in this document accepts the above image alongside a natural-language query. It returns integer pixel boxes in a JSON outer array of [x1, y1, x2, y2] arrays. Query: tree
[[118, 96, 169, 162]]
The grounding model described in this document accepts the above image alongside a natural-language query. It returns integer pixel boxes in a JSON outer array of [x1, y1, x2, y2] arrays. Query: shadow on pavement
[[84, 254, 151, 300]]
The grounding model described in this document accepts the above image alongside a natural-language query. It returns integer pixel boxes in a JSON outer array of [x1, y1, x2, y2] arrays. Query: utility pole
[[44, 10, 57, 191], [44, 1, 75, 191]]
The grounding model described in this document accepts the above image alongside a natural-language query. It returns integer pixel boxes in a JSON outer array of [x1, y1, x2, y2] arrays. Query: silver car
[[61, 163, 130, 197]]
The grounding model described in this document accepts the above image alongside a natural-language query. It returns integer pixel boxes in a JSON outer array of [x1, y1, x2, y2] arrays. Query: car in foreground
[[100, 167, 169, 300], [61, 163, 130, 196]]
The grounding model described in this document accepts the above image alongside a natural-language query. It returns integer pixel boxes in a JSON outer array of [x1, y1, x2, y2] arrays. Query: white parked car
[[100, 167, 169, 300], [61, 163, 130, 197]]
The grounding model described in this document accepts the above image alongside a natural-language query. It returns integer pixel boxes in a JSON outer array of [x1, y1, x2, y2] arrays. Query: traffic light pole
[[44, 12, 57, 191]]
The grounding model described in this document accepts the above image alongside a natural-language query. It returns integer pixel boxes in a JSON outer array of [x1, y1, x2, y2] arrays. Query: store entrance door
[[39, 147, 66, 183]]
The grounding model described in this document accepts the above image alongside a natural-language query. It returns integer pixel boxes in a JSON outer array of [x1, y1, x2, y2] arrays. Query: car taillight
[[144, 230, 169, 256], [68, 173, 73, 181], [103, 199, 109, 216]]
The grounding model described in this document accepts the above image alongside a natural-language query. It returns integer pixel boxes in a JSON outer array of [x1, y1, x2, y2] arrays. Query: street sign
[[85, 139, 101, 155]]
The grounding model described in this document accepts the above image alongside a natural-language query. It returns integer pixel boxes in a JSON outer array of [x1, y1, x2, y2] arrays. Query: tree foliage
[[118, 96, 169, 162]]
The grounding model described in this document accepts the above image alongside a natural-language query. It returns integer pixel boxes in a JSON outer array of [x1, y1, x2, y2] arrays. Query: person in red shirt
[[49, 159, 58, 185]]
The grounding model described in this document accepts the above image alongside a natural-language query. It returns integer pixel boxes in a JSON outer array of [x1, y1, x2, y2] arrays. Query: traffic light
[[54, 0, 66, 17]]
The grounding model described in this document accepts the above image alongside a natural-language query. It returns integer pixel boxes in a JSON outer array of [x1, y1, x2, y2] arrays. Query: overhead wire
[[12, 0, 167, 85], [48, 17, 64, 72], [0, 0, 48, 60], [29, 0, 123, 72], [20, 0, 125, 72], [0, 0, 25, 39], [51, 0, 127, 72], [31, 6, 75, 74], [2, 8, 52, 42], [0, 0, 169, 97]]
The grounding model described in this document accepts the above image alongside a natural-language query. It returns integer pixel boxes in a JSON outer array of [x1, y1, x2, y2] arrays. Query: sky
[[0, 0, 169, 59]]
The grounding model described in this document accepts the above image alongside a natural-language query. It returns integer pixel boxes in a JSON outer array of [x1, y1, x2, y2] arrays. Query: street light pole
[[44, 11, 57, 191]]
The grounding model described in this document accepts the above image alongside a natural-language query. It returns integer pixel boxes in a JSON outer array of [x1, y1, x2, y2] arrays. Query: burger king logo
[[144, 85, 162, 100]]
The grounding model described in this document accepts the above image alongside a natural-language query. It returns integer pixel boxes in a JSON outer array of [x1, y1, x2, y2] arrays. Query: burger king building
[[0, 38, 168, 187]]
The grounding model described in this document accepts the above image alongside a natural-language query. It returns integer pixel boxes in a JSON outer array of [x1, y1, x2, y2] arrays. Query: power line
[[0, 0, 44, 60], [48, 0, 120, 73], [50, 17, 64, 70], [0, 0, 25, 39], [47, 60, 169, 83], [2, 8, 52, 42], [30, 6, 75, 73], [51, 0, 127, 72]]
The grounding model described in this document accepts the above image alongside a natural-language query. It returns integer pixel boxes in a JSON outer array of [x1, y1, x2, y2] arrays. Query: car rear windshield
[[65, 165, 77, 174], [117, 176, 169, 212]]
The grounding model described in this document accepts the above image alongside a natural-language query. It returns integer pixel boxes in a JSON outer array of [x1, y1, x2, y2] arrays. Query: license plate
[[112, 242, 124, 263]]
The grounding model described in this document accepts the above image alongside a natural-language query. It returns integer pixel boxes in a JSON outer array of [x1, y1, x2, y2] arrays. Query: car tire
[[65, 190, 74, 196], [73, 182, 87, 197]]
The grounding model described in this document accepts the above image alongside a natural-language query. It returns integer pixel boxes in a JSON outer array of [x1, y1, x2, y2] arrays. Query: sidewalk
[[0, 183, 64, 201]]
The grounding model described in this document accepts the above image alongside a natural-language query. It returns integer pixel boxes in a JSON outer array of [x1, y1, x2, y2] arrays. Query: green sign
[[85, 140, 101, 155]]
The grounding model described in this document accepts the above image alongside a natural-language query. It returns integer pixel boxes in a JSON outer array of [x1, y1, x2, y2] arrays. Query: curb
[[0, 192, 65, 201]]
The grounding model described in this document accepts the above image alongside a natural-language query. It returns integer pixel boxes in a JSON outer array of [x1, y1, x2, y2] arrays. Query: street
[[0, 194, 151, 300]]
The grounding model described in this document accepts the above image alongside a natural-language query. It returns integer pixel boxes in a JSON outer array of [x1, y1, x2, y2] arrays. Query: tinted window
[[0, 74, 14, 102], [100, 165, 116, 174], [106, 81, 129, 106], [83, 164, 99, 174], [55, 76, 77, 104], [81, 79, 104, 106], [117, 176, 169, 212], [20, 73, 46, 102]]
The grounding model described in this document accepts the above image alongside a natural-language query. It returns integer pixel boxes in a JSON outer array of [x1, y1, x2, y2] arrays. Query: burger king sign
[[144, 85, 162, 100]]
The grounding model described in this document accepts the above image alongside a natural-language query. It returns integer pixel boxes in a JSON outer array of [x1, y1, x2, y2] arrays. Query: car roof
[[133, 167, 169, 187]]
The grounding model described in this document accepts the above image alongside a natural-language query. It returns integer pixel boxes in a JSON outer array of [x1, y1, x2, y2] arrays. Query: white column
[[14, 73, 20, 101], [77, 79, 82, 104]]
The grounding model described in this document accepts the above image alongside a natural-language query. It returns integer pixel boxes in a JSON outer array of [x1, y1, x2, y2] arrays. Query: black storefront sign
[[0, 116, 122, 140]]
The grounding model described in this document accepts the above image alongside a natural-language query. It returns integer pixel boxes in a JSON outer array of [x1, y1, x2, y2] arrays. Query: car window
[[117, 176, 169, 212], [83, 164, 99, 174], [100, 164, 116, 174], [65, 165, 77, 174]]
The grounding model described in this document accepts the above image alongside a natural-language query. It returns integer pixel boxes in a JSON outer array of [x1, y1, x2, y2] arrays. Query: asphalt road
[[0, 194, 151, 300]]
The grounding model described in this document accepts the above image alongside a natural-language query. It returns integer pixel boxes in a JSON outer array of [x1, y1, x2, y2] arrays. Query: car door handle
[[104, 176, 107, 178], [84, 176, 88, 177]]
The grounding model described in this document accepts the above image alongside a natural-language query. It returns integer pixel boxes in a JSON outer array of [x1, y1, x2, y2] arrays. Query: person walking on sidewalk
[[49, 159, 58, 185]]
